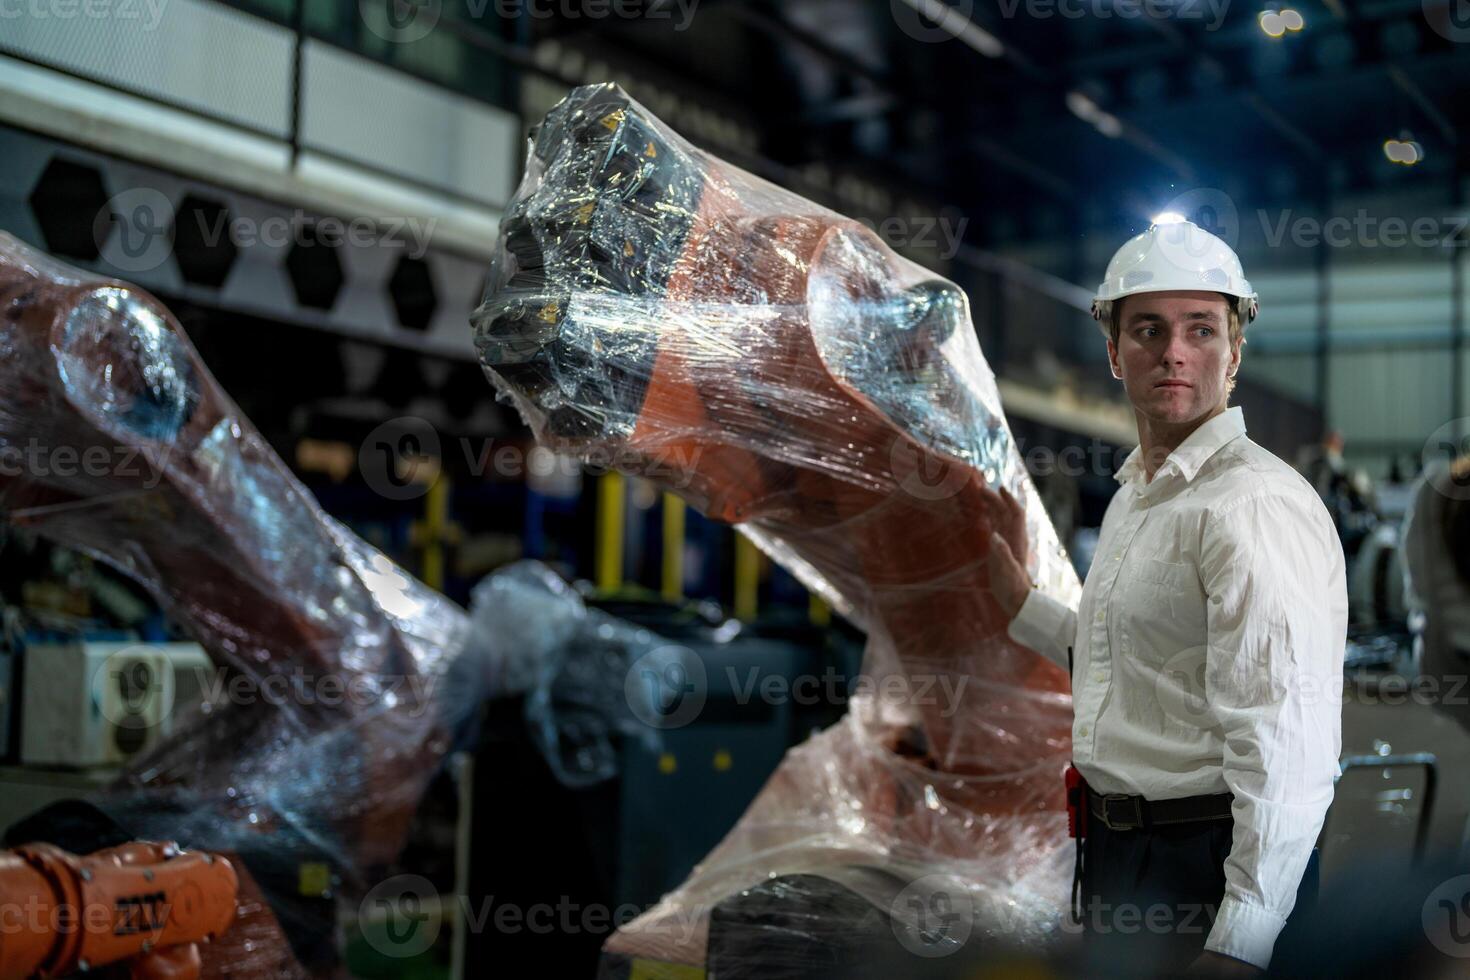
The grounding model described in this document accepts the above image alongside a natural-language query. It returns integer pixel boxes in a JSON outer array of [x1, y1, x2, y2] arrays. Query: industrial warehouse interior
[[0, 0, 1468, 976]]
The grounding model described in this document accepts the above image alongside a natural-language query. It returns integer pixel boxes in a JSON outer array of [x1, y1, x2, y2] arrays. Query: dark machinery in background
[[461, 570, 865, 977]]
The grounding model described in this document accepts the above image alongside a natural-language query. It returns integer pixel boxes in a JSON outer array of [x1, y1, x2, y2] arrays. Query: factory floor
[[1329, 681, 1470, 878]]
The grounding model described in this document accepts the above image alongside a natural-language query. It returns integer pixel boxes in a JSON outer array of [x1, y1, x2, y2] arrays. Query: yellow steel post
[[661, 493, 685, 602], [809, 593, 831, 627], [596, 472, 626, 593], [421, 474, 450, 592], [733, 530, 759, 621]]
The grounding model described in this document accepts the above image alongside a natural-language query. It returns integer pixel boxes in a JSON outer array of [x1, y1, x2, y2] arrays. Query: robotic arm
[[0, 841, 236, 980], [475, 84, 1077, 781], [0, 234, 479, 975], [475, 85, 1084, 972]]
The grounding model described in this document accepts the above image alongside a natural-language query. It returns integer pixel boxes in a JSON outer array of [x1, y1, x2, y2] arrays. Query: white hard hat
[[1091, 219, 1258, 337]]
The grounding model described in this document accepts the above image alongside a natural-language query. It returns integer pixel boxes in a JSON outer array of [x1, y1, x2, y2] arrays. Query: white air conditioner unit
[[21, 641, 213, 768]]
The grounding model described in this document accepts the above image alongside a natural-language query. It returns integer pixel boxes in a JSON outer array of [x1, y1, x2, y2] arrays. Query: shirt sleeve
[[1006, 587, 1078, 671], [1199, 489, 1346, 968]]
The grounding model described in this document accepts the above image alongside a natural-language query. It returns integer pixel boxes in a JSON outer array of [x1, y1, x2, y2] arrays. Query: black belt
[[1086, 788, 1234, 832]]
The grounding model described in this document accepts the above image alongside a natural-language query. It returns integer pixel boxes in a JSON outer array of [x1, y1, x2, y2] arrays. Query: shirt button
[[1094, 672, 1106, 683], [1078, 726, 1090, 737]]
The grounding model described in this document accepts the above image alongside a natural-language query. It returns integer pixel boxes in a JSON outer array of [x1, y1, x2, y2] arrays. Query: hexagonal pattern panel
[[29, 158, 110, 262], [388, 256, 437, 333], [171, 194, 238, 289], [285, 222, 345, 311]]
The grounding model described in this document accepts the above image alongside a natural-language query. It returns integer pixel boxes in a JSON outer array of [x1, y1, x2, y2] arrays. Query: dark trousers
[[1077, 817, 1320, 978]]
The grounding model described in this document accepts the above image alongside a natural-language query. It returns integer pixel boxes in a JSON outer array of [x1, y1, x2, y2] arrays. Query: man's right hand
[[976, 483, 1033, 622]]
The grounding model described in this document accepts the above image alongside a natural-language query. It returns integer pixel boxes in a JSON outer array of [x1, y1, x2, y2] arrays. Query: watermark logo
[[357, 886, 706, 948], [0, 440, 171, 489], [889, 436, 973, 502], [360, 416, 443, 501], [1422, 418, 1470, 501], [1152, 645, 1212, 726], [96, 188, 175, 274], [1259, 211, 1469, 250], [360, 874, 441, 958], [359, 0, 440, 42], [1153, 188, 1240, 276], [997, 0, 1229, 28], [1061, 898, 1218, 936], [357, 418, 705, 500], [892, 0, 978, 43], [0, 893, 173, 939], [90, 646, 175, 737], [361, 0, 697, 43], [624, 645, 707, 729], [891, 873, 974, 957], [1423, 0, 1470, 42], [0, 0, 170, 29], [854, 215, 969, 261], [1422, 874, 1470, 957]]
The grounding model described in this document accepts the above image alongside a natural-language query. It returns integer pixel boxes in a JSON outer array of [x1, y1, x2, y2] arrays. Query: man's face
[[1107, 290, 1240, 428]]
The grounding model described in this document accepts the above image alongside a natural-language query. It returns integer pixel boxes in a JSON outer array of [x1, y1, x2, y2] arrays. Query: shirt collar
[[1115, 406, 1247, 487]]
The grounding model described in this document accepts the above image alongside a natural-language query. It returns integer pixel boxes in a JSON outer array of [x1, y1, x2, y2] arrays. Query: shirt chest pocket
[[1120, 558, 1208, 664]]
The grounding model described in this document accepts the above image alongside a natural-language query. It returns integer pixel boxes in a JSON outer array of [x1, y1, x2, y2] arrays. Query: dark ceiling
[[513, 0, 1469, 248]]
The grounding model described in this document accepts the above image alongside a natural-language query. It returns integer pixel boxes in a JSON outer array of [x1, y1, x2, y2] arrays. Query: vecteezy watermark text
[[993, 0, 1229, 29], [853, 215, 969, 261], [359, 416, 705, 500], [358, 875, 707, 958], [1260, 210, 1470, 250], [360, 0, 698, 44], [0, 0, 168, 28], [0, 439, 171, 490]]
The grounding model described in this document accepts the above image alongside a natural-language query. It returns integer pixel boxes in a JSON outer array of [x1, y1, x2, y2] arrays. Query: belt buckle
[[1100, 793, 1142, 831]]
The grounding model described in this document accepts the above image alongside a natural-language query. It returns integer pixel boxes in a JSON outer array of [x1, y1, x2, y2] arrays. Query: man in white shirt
[[980, 219, 1347, 977]]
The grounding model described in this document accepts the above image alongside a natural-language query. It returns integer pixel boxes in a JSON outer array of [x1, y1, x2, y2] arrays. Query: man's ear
[[1107, 339, 1123, 380], [1228, 337, 1242, 378]]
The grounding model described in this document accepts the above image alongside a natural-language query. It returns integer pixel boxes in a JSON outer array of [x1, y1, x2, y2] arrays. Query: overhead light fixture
[[1152, 211, 1188, 225], [1259, 7, 1303, 36], [1066, 91, 1123, 139], [895, 0, 1005, 58], [1384, 136, 1424, 165]]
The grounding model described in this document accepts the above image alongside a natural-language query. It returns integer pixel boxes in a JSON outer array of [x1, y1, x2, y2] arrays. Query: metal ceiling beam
[[722, 1, 1084, 201], [1386, 66, 1458, 146], [798, 90, 902, 125], [729, 1, 1199, 194]]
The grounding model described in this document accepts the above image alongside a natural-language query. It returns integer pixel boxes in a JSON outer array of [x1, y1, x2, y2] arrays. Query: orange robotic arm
[[0, 235, 473, 975], [0, 233, 465, 874], [475, 84, 1077, 778], [476, 85, 1085, 970], [0, 841, 236, 980]]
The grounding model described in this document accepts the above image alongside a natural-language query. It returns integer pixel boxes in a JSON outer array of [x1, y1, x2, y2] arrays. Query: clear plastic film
[[467, 559, 664, 787], [0, 232, 490, 977], [473, 85, 1084, 974]]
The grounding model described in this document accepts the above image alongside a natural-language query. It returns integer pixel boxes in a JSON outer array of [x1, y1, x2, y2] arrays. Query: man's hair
[[1109, 293, 1245, 395]]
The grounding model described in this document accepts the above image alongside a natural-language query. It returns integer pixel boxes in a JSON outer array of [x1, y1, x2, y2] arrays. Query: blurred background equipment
[[19, 641, 209, 769]]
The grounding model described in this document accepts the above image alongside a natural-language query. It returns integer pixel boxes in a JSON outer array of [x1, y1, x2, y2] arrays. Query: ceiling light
[[1280, 8, 1304, 29], [1065, 91, 1124, 138], [896, 0, 1005, 58], [1152, 211, 1188, 225], [1259, 10, 1286, 36], [1384, 139, 1424, 165]]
